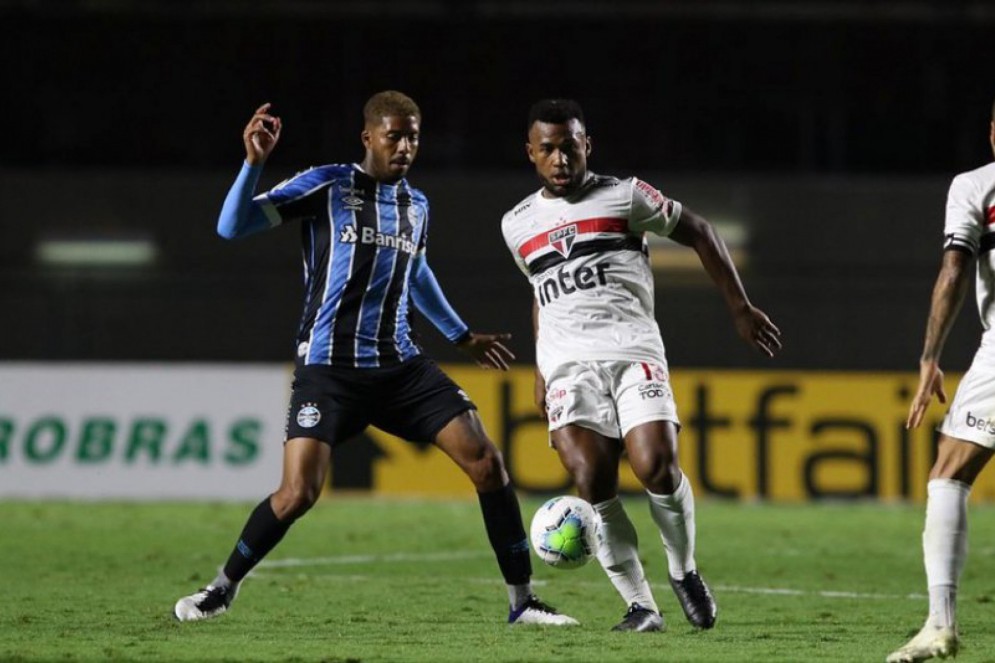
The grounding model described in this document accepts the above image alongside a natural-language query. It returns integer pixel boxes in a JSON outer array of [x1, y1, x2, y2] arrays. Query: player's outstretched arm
[[907, 248, 973, 429], [409, 255, 516, 370], [217, 103, 284, 240], [669, 207, 782, 357]]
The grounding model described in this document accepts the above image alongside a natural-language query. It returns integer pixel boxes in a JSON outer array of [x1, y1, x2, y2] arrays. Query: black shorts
[[285, 355, 477, 446]]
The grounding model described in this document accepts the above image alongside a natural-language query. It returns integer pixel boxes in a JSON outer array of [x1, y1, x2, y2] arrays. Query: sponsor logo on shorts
[[638, 383, 669, 400], [545, 387, 566, 423], [965, 411, 995, 435], [297, 341, 310, 358], [548, 406, 563, 423], [649, 364, 668, 382], [297, 402, 321, 428]]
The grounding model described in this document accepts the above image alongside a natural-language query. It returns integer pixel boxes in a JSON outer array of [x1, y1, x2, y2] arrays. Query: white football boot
[[508, 595, 579, 626], [173, 583, 239, 622], [886, 621, 959, 663]]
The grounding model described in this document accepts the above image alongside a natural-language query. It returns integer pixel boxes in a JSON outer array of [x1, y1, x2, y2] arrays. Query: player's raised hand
[[907, 360, 947, 429], [243, 103, 282, 166], [457, 332, 516, 371], [733, 304, 782, 358]]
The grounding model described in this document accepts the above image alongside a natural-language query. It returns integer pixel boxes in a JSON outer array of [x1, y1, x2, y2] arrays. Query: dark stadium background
[[3, 0, 994, 370]]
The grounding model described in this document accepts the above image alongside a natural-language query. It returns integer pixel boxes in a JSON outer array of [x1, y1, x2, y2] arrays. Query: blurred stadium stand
[[2, 0, 993, 369]]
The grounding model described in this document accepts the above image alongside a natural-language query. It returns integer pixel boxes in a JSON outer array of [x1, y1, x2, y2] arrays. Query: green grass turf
[[2, 498, 995, 662]]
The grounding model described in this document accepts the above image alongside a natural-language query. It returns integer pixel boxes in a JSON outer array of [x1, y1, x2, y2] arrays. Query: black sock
[[221, 497, 292, 583], [478, 483, 532, 586]]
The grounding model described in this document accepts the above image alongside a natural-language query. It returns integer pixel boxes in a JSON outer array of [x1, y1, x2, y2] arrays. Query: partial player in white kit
[[502, 99, 782, 632], [887, 101, 995, 663]]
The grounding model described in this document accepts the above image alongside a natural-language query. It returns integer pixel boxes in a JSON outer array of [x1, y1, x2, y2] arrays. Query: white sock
[[211, 571, 237, 590], [647, 473, 697, 581], [928, 585, 957, 629], [923, 478, 970, 628], [508, 584, 533, 609], [593, 497, 658, 612]]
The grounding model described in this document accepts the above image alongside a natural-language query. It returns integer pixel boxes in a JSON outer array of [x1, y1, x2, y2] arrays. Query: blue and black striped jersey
[[255, 163, 430, 367]]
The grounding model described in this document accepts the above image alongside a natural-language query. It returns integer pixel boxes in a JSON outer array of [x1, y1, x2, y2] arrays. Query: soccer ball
[[530, 496, 600, 569]]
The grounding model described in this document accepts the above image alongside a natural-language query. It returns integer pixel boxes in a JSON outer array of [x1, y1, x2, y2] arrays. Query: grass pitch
[[2, 498, 995, 662]]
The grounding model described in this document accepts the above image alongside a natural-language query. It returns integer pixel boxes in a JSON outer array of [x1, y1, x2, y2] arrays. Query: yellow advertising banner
[[350, 366, 995, 502]]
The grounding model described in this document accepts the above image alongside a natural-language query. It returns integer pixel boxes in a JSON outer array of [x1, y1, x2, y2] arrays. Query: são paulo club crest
[[548, 224, 578, 258]]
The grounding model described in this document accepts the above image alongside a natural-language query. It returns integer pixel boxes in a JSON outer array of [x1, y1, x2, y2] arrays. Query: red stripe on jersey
[[518, 217, 628, 259], [641, 362, 652, 380], [987, 206, 995, 225]]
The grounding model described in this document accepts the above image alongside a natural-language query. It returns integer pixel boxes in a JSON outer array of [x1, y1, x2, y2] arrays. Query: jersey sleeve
[[500, 213, 531, 277], [255, 167, 334, 226], [627, 177, 683, 237], [409, 255, 470, 343], [217, 162, 276, 239], [943, 173, 983, 254]]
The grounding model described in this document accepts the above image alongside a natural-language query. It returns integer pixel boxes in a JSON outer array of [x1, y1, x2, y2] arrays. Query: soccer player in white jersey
[[887, 102, 995, 663], [501, 99, 782, 632]]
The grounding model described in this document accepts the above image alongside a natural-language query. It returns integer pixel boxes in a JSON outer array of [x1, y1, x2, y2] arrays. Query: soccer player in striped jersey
[[173, 92, 576, 627], [501, 99, 781, 632], [887, 101, 995, 663]]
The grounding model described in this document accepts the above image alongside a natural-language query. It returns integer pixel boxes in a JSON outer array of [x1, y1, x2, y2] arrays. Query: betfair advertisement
[[2, 364, 994, 501], [366, 366, 995, 503]]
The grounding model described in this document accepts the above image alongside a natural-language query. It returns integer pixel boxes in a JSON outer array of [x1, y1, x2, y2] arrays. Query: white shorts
[[938, 351, 995, 449], [544, 359, 680, 440]]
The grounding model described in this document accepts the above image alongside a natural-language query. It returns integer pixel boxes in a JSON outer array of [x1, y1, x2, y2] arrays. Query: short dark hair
[[991, 96, 995, 121], [364, 90, 421, 125], [527, 99, 585, 132]]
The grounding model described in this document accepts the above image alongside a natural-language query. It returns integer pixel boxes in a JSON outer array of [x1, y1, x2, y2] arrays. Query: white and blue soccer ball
[[530, 496, 601, 569]]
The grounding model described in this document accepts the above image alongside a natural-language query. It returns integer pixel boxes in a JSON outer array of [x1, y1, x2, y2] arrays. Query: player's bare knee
[[272, 483, 321, 520], [567, 458, 615, 503], [928, 438, 994, 484], [929, 459, 984, 485], [571, 475, 600, 503], [634, 457, 681, 494], [559, 452, 588, 486], [466, 447, 506, 491]]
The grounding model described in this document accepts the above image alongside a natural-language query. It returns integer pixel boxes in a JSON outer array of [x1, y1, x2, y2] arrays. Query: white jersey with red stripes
[[501, 172, 683, 377], [942, 161, 995, 344]]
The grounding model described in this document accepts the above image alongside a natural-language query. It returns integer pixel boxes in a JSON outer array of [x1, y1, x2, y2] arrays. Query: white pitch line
[[712, 585, 925, 601], [258, 550, 492, 568], [254, 553, 926, 601]]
